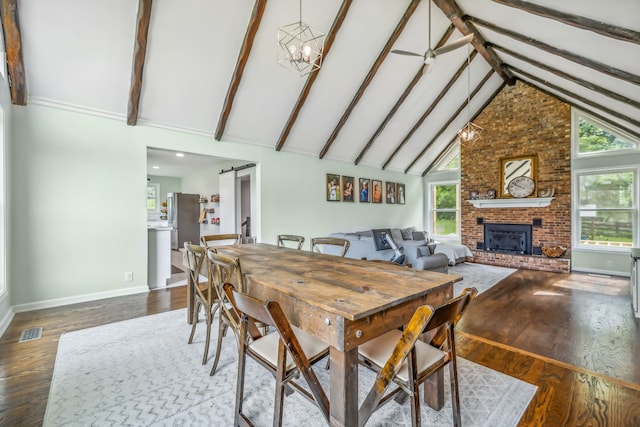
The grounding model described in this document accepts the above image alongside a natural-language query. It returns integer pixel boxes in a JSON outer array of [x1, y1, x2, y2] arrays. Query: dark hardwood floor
[[1, 268, 639, 426]]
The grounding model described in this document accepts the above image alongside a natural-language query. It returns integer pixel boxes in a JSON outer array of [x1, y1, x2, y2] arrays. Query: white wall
[[9, 104, 424, 309], [0, 63, 13, 330]]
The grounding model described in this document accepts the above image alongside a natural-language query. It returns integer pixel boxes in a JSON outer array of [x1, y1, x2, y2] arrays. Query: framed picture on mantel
[[501, 155, 536, 197]]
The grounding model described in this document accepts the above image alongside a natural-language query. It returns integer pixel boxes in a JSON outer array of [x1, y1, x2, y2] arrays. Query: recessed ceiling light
[[152, 165, 160, 169], [176, 153, 185, 157]]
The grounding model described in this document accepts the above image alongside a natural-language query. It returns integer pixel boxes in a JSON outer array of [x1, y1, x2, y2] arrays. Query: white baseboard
[[571, 267, 630, 278], [0, 306, 15, 338], [12, 286, 150, 313]]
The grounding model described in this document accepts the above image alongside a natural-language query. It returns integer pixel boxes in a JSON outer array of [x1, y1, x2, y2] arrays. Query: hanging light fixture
[[458, 44, 483, 143], [277, 0, 325, 77]]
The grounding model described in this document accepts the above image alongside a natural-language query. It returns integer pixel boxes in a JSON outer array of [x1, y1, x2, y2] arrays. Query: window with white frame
[[427, 143, 461, 238], [572, 110, 639, 251], [573, 110, 638, 157], [575, 169, 636, 249], [429, 182, 460, 238]]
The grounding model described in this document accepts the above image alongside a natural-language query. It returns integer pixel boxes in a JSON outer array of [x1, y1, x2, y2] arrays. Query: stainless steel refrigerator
[[167, 193, 200, 250]]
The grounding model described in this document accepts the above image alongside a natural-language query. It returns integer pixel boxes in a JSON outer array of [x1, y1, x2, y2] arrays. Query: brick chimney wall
[[460, 81, 572, 272]]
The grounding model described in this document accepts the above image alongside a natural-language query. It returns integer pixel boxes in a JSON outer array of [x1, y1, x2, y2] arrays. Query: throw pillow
[[391, 229, 404, 242], [412, 231, 426, 241], [401, 226, 415, 240]]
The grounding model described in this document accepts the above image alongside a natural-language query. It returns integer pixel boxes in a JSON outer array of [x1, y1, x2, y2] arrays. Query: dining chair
[[277, 234, 305, 250], [205, 250, 244, 376], [223, 283, 331, 427], [200, 233, 242, 249], [310, 237, 350, 257], [357, 287, 478, 427], [184, 242, 220, 365]]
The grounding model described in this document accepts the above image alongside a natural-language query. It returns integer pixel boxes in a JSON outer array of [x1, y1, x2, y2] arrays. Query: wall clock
[[507, 176, 535, 198]]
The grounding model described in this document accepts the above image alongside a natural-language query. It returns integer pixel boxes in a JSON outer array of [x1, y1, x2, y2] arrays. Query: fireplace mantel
[[467, 197, 554, 208]]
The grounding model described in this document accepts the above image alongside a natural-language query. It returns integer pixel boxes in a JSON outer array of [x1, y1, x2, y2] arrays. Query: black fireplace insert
[[484, 223, 532, 255]]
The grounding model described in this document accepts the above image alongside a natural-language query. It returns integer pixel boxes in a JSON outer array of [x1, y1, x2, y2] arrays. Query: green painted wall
[[9, 104, 423, 307]]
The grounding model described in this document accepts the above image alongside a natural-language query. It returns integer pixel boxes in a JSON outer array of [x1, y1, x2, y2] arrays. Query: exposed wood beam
[[405, 68, 495, 174], [382, 50, 479, 170], [468, 16, 640, 86], [516, 77, 640, 142], [127, 0, 153, 126], [432, 0, 514, 84], [354, 25, 456, 165], [215, 0, 267, 141], [489, 43, 640, 111], [275, 0, 353, 152], [0, 0, 26, 105], [318, 0, 421, 159], [492, 0, 640, 45], [507, 65, 640, 129], [422, 80, 506, 176]]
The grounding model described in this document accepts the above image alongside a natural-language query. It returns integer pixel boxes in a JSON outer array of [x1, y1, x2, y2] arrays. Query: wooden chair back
[[205, 250, 250, 375], [184, 241, 218, 365], [277, 234, 305, 250], [200, 233, 242, 249], [223, 283, 330, 426], [310, 237, 350, 257], [184, 242, 211, 305], [358, 287, 478, 427]]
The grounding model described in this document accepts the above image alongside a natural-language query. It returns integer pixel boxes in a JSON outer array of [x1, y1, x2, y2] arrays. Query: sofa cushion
[[391, 228, 404, 242], [401, 226, 416, 240], [411, 231, 426, 241]]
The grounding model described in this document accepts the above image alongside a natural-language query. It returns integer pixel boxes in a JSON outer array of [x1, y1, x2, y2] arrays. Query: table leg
[[423, 369, 445, 410], [329, 346, 359, 427]]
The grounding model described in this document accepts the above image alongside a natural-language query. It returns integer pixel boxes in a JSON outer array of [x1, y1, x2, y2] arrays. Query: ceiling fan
[[391, 0, 473, 74]]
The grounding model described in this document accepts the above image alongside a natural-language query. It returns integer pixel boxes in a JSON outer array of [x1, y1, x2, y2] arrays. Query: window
[[147, 183, 159, 211], [434, 143, 460, 171], [575, 169, 636, 249], [430, 182, 460, 237], [574, 110, 637, 157]]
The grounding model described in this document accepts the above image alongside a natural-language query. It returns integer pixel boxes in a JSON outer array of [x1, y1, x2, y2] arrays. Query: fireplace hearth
[[484, 223, 532, 255]]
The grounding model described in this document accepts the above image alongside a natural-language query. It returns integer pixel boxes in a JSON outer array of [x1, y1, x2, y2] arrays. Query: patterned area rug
[[449, 262, 517, 295], [45, 309, 536, 426]]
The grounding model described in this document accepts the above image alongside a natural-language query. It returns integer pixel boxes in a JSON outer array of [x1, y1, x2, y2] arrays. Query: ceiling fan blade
[[391, 49, 425, 58], [433, 33, 474, 56]]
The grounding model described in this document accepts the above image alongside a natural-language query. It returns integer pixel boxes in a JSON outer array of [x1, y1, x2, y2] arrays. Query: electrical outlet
[[606, 260, 613, 267], [124, 272, 134, 282]]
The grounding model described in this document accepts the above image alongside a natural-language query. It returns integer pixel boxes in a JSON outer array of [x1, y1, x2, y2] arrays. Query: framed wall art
[[359, 178, 370, 203], [500, 155, 536, 197], [385, 182, 396, 204], [397, 183, 405, 204], [326, 173, 341, 201], [371, 180, 383, 203], [342, 176, 354, 202]]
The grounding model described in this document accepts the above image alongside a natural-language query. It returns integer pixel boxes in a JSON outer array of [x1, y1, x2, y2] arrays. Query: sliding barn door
[[219, 170, 237, 234]]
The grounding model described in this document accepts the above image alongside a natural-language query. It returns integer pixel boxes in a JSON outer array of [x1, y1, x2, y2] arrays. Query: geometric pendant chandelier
[[457, 44, 482, 142], [277, 0, 325, 77]]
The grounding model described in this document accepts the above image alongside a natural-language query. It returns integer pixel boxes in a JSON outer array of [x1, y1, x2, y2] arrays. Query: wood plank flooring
[[1, 268, 639, 426]]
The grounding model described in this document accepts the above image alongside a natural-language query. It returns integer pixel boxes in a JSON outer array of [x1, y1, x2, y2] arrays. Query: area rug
[[448, 262, 517, 295], [45, 309, 536, 426]]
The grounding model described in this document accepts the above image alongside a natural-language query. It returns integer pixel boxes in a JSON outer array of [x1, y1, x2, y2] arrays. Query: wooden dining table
[[186, 243, 461, 426]]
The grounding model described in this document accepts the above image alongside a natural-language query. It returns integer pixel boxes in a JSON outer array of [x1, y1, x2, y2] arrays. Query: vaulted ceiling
[[2, 0, 639, 176]]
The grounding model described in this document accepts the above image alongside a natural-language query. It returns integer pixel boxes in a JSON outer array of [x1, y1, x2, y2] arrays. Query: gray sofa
[[326, 228, 449, 273]]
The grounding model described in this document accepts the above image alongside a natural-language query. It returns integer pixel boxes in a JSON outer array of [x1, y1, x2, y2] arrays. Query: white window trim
[[572, 109, 639, 159], [572, 165, 639, 252], [428, 180, 461, 239], [147, 183, 160, 213]]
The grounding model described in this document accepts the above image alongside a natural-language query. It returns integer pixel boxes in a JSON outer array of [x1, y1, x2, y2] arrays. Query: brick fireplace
[[460, 82, 572, 273]]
